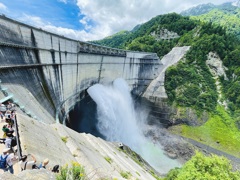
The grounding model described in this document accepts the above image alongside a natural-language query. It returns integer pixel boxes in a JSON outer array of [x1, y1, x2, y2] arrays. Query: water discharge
[[87, 78, 181, 173]]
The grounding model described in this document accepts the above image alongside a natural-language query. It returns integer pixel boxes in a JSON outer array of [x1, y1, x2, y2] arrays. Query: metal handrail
[[13, 115, 22, 169]]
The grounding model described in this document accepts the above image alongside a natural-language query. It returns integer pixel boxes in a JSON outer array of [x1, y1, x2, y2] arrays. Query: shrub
[[61, 136, 68, 143], [104, 156, 113, 164], [120, 171, 132, 179], [56, 162, 86, 180]]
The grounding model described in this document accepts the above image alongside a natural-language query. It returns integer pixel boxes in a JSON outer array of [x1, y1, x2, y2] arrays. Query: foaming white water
[[87, 78, 181, 173]]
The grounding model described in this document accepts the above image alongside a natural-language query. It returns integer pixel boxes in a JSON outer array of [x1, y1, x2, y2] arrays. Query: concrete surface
[[13, 114, 157, 180], [143, 46, 190, 100]]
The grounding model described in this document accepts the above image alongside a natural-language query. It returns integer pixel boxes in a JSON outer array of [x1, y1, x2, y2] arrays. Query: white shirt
[[0, 104, 6, 112], [19, 160, 35, 170], [4, 138, 12, 148], [1, 153, 14, 166]]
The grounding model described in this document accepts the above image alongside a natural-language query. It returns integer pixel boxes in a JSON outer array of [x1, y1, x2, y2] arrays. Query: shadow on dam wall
[[66, 93, 105, 139]]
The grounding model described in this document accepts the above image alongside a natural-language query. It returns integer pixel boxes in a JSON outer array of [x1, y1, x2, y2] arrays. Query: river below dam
[[68, 78, 182, 174]]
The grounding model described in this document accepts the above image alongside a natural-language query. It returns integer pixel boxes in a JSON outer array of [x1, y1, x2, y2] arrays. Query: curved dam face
[[0, 15, 162, 124]]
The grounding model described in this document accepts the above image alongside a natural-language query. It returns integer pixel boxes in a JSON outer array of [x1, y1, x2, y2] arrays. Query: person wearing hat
[[19, 154, 37, 170], [0, 148, 16, 174]]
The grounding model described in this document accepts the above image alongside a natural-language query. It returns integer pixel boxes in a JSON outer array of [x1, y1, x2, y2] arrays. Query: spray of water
[[87, 78, 181, 173]]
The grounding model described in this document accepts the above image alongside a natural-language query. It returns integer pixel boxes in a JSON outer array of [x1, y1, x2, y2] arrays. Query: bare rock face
[[143, 46, 190, 99], [169, 106, 209, 126], [144, 126, 196, 162], [163, 139, 195, 162], [206, 52, 228, 80], [151, 28, 180, 40], [206, 52, 228, 108], [145, 98, 209, 127]]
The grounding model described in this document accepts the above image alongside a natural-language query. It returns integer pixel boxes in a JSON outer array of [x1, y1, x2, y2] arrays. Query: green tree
[[164, 152, 240, 180]]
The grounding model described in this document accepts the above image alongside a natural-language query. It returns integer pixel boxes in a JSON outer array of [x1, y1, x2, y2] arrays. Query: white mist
[[87, 78, 181, 173]]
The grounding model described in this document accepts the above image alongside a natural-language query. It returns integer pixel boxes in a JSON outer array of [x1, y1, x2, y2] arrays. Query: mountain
[[92, 13, 196, 58], [92, 12, 240, 161], [180, 2, 239, 16], [91, 30, 130, 49], [180, 3, 216, 16], [93, 12, 240, 115], [181, 2, 240, 39]]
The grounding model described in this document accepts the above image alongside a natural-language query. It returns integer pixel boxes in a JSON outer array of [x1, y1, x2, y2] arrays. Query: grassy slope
[[170, 106, 240, 157]]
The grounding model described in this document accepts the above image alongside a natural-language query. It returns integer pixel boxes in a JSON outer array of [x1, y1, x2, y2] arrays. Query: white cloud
[[0, 3, 7, 11], [19, 14, 102, 41], [79, 16, 92, 30], [75, 0, 233, 40], [17, 0, 234, 41]]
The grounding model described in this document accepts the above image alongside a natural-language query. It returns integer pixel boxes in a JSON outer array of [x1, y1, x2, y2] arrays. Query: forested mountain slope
[[92, 12, 240, 158], [92, 13, 196, 58], [181, 2, 240, 39]]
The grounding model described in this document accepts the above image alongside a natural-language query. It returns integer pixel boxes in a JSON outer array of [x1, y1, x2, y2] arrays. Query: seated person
[[19, 154, 37, 170]]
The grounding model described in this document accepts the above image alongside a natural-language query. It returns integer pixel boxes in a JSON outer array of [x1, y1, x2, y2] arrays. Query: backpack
[[11, 136, 17, 147], [32, 164, 39, 169], [0, 155, 8, 169], [52, 165, 59, 173]]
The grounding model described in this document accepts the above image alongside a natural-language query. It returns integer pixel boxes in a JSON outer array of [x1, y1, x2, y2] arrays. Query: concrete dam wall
[[0, 15, 161, 123]]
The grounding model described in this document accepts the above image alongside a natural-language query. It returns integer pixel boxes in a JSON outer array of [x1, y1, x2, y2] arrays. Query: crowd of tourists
[[0, 100, 59, 174]]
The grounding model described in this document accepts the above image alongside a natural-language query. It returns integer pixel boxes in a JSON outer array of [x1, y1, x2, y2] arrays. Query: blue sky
[[0, 0, 235, 41], [0, 0, 86, 30]]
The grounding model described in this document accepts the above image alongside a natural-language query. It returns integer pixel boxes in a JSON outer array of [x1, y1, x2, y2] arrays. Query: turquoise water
[[138, 141, 181, 173], [88, 78, 181, 174]]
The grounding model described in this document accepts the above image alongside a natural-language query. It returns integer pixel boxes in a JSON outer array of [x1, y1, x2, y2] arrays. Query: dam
[[0, 15, 194, 179], [0, 15, 161, 125]]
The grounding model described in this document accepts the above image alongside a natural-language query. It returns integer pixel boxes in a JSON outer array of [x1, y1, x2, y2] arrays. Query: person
[[0, 103, 6, 115], [5, 110, 12, 126], [2, 124, 14, 138], [0, 111, 4, 121], [38, 158, 49, 169], [0, 148, 17, 174], [19, 154, 37, 170], [10, 110, 16, 121], [4, 133, 16, 153], [38, 158, 60, 173], [6, 101, 13, 111], [2, 125, 9, 138], [4, 133, 12, 149]]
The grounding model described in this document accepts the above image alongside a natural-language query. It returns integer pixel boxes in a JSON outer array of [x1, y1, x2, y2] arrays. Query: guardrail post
[[14, 116, 22, 167]]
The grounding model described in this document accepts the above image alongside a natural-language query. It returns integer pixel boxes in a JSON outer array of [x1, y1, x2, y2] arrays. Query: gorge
[[0, 14, 184, 179]]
